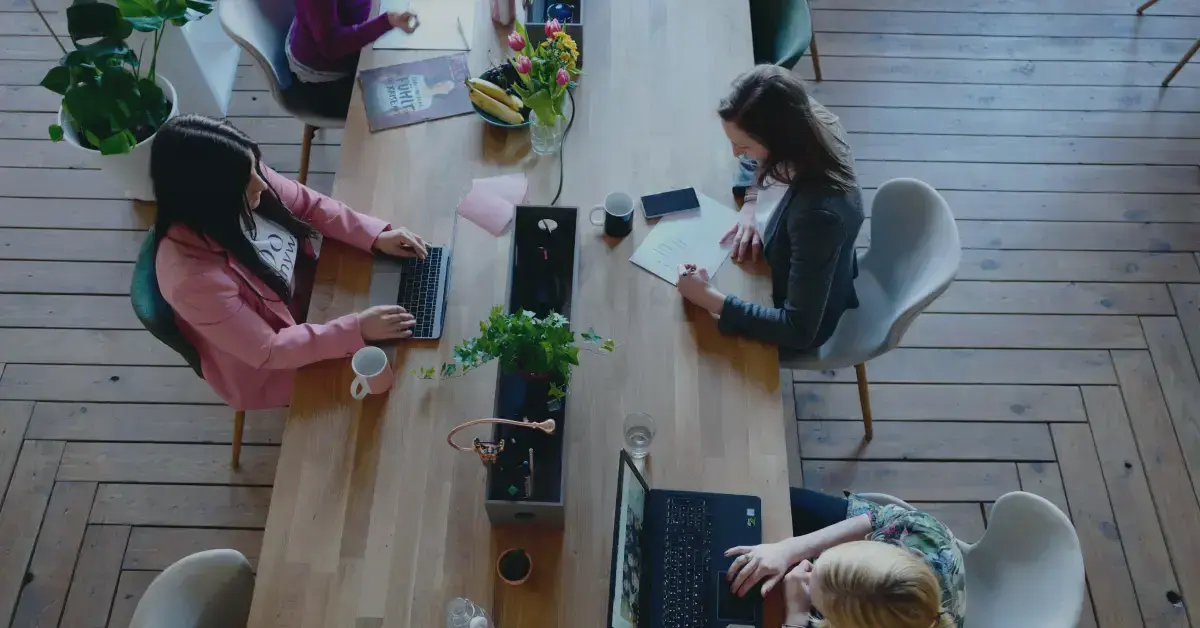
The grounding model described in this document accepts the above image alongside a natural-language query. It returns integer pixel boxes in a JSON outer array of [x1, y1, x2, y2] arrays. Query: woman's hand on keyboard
[[373, 227, 428, 259], [725, 541, 794, 598], [358, 305, 416, 341]]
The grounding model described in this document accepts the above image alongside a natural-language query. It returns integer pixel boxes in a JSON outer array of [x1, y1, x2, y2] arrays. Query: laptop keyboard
[[662, 496, 713, 628], [395, 247, 444, 339]]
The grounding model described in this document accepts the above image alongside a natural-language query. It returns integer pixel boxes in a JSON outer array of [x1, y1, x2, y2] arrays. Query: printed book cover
[[358, 53, 473, 132]]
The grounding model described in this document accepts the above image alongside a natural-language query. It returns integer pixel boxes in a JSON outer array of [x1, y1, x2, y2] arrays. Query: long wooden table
[[247, 1, 791, 625]]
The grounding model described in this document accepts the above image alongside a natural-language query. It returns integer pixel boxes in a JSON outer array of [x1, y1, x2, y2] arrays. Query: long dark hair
[[151, 115, 318, 302], [718, 65, 856, 192]]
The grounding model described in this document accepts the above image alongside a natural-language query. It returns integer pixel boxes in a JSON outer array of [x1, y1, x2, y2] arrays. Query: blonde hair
[[810, 541, 954, 628]]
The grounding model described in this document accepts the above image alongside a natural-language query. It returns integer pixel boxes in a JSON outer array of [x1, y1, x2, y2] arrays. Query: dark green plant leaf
[[48, 124, 65, 142], [63, 81, 115, 132], [39, 66, 71, 95], [76, 37, 138, 68], [136, 77, 170, 127], [184, 0, 215, 15], [123, 15, 164, 31], [67, 1, 134, 43]]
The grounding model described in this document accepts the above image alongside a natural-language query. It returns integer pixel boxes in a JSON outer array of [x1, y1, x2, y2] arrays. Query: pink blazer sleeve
[[264, 166, 390, 251], [167, 265, 366, 370]]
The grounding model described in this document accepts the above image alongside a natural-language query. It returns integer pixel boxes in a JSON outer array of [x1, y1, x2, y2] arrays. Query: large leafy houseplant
[[40, 0, 213, 155], [416, 307, 614, 400]]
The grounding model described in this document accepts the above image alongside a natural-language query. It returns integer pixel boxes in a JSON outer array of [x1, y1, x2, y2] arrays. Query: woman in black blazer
[[676, 65, 863, 352]]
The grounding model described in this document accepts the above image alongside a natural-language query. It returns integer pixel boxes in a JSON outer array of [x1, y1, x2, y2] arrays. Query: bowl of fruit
[[467, 63, 531, 128]]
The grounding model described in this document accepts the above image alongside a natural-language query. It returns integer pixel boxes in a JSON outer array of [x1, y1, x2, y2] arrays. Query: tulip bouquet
[[506, 19, 580, 131]]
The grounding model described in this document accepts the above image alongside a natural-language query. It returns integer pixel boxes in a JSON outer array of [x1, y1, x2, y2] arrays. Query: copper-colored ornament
[[446, 418, 556, 464]]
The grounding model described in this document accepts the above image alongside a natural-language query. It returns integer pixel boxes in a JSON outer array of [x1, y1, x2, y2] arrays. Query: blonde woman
[[726, 488, 965, 627]]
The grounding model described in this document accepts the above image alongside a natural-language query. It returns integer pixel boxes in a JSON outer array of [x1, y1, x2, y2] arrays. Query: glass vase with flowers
[[505, 19, 580, 155]]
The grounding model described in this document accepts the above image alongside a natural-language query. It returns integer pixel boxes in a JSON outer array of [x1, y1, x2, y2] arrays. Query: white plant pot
[[57, 74, 179, 202]]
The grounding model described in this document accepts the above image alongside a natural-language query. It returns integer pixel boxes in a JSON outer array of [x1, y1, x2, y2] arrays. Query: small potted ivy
[[40, 0, 212, 200], [415, 306, 614, 404]]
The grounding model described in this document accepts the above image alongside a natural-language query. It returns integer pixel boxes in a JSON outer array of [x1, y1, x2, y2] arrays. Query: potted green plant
[[415, 307, 614, 402], [40, 0, 213, 200]]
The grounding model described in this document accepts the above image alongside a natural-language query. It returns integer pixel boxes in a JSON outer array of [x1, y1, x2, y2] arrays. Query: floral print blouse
[[846, 494, 967, 628]]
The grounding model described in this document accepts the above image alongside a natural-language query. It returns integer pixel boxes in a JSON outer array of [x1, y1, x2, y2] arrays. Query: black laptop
[[606, 450, 763, 628]]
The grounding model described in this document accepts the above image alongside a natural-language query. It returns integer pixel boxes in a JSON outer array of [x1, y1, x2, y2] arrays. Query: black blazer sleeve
[[716, 205, 847, 349]]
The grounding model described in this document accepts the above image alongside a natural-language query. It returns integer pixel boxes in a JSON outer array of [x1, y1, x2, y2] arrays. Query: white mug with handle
[[350, 346, 394, 400]]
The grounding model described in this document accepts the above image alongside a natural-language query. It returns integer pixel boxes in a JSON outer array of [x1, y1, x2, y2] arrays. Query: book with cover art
[[358, 53, 473, 132]]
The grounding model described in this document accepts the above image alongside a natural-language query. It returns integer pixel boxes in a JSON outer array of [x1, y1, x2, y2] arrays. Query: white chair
[[784, 178, 961, 440], [219, 0, 344, 184], [129, 549, 255, 628], [859, 491, 1086, 628]]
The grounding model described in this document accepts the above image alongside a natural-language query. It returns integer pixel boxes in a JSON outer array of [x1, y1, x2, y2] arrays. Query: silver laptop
[[368, 242, 453, 340]]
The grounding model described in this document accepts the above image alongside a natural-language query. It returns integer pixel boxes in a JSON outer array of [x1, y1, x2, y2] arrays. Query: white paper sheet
[[374, 0, 475, 50], [629, 192, 738, 286]]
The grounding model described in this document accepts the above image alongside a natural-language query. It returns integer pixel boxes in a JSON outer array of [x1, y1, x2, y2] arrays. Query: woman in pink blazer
[[152, 115, 427, 410]]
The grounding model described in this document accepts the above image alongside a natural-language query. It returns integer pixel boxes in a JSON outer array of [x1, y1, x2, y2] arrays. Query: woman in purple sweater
[[286, 0, 418, 117]]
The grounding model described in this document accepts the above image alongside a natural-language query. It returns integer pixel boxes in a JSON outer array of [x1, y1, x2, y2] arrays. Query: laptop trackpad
[[715, 572, 758, 623]]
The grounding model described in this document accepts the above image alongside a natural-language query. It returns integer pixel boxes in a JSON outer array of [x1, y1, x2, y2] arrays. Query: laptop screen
[[609, 452, 650, 628]]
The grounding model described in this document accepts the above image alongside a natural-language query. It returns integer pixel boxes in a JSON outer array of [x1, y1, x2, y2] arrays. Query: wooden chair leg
[[298, 124, 316, 186], [1136, 0, 1160, 14], [1162, 39, 1200, 87], [232, 409, 245, 469], [809, 30, 823, 82], [854, 363, 873, 441]]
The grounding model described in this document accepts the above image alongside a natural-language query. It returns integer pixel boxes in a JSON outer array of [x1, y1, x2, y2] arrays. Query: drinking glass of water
[[623, 413, 656, 459]]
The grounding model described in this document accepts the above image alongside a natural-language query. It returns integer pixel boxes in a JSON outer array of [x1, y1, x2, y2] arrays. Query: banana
[[467, 78, 510, 103], [509, 94, 524, 111], [470, 89, 525, 125]]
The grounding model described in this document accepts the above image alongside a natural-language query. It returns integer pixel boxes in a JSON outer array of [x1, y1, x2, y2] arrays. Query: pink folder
[[456, 173, 528, 236]]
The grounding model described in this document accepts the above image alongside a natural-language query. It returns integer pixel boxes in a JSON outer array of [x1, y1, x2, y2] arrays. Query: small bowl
[[472, 103, 531, 129], [496, 548, 532, 585]]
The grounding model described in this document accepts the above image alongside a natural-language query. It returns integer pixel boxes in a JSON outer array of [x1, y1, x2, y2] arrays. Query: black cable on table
[[549, 89, 577, 206]]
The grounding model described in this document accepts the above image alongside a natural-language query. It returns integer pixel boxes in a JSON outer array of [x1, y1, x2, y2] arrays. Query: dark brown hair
[[718, 64, 856, 192]]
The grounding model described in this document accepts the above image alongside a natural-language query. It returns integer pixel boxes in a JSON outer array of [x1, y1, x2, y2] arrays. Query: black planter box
[[524, 0, 585, 68], [484, 205, 580, 527]]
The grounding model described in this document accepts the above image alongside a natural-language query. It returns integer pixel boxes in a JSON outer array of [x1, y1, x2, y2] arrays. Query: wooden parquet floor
[[1, 0, 1199, 626]]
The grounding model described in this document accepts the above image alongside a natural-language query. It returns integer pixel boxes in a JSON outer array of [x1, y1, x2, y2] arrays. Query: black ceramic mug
[[589, 192, 635, 238]]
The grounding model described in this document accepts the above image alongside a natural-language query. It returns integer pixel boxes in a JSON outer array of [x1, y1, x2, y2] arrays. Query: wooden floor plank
[[0, 365, 221, 404], [123, 527, 262, 571], [1170, 284, 1200, 376], [802, 461, 1019, 501], [0, 139, 341, 175], [792, 348, 1116, 385], [0, 440, 65, 624], [0, 329, 185, 365], [0, 228, 142, 261], [0, 36, 63, 61], [838, 107, 1200, 139], [795, 383, 1086, 422], [923, 191, 1200, 223], [1052, 423, 1143, 628], [801, 56, 1200, 88], [1014, 462, 1101, 628], [11, 481, 97, 628], [955, 221, 1200, 252], [958, 250, 1200, 283], [0, 260, 133, 294], [799, 421, 1055, 460], [810, 81, 1200, 113], [857, 162, 1199, 194], [106, 570, 156, 628], [59, 443, 279, 486], [218, 117, 343, 146], [909, 502, 985, 543], [813, 32, 1200, 62], [807, 0, 1200, 16], [1140, 317, 1200, 502], [27, 403, 284, 445], [1082, 387, 1189, 628], [901, 314, 1145, 349], [929, 281, 1174, 316], [810, 9, 1200, 40], [849, 134, 1200, 166], [0, 294, 140, 329], [0, 401, 33, 504], [60, 525, 131, 628], [1112, 350, 1200, 623], [90, 484, 271, 528], [0, 197, 148, 230]]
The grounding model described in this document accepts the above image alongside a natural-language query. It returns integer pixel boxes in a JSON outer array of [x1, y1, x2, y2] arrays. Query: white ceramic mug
[[350, 346, 393, 400], [588, 192, 635, 238]]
